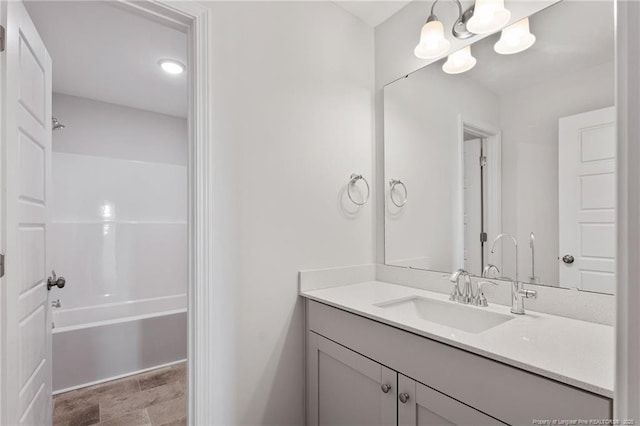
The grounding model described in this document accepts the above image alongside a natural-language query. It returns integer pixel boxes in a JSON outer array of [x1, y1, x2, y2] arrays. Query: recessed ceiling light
[[158, 59, 185, 75]]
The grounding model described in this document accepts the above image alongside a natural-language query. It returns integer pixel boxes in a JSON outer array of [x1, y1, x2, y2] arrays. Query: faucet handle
[[519, 288, 537, 300], [449, 269, 463, 283], [474, 281, 498, 307]]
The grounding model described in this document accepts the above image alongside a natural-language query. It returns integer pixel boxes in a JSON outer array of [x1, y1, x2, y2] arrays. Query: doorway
[[457, 117, 502, 275], [0, 1, 212, 424], [27, 1, 188, 424]]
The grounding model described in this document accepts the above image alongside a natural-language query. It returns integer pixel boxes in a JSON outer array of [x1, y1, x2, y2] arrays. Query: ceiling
[[25, 1, 187, 118], [333, 1, 411, 27]]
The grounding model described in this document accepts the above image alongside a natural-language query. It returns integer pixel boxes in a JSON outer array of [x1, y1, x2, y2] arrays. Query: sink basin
[[375, 296, 513, 333]]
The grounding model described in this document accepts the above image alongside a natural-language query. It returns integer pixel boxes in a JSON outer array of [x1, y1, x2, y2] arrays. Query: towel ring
[[389, 179, 408, 207], [348, 174, 370, 206]]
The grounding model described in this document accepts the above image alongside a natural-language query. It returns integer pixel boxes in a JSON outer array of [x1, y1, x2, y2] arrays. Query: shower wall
[[50, 93, 187, 391]]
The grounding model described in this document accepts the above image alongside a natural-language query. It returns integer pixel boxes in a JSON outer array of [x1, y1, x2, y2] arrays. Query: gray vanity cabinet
[[305, 299, 613, 425]]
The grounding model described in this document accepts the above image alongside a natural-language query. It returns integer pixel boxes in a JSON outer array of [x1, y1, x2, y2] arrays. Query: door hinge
[[0, 253, 5, 278], [479, 156, 487, 167], [480, 232, 488, 243], [0, 25, 5, 52]]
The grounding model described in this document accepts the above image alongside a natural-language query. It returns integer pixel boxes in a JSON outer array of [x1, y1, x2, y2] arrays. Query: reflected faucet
[[482, 264, 500, 278], [490, 233, 537, 315]]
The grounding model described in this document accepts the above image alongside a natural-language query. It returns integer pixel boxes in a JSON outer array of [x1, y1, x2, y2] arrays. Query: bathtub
[[52, 294, 187, 394]]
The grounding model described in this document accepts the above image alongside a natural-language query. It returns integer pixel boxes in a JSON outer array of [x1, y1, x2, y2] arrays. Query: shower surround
[[49, 94, 187, 392]]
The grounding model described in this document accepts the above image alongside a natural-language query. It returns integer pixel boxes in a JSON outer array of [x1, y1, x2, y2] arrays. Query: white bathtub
[[52, 294, 187, 394]]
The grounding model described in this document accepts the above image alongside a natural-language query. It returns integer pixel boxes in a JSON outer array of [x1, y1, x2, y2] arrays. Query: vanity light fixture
[[494, 17, 536, 55], [414, 0, 476, 60], [414, 17, 450, 59], [442, 45, 477, 74], [158, 59, 185, 75], [466, 0, 511, 35]]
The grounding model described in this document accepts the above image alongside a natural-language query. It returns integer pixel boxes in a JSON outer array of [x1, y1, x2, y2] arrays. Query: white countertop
[[301, 281, 614, 398]]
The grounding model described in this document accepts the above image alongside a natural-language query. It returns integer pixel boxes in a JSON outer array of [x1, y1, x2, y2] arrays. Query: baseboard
[[52, 358, 187, 395]]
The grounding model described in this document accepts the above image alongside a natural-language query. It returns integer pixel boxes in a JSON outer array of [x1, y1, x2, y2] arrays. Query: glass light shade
[[414, 19, 451, 59], [467, 0, 511, 35], [494, 17, 536, 54], [442, 46, 477, 74]]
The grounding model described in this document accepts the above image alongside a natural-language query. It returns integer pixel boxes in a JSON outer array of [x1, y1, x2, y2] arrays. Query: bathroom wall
[[50, 93, 187, 311], [500, 61, 615, 285], [203, 2, 374, 424]]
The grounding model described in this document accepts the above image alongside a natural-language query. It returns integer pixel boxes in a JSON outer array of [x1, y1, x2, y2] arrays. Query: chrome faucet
[[449, 269, 472, 304], [449, 269, 497, 307], [490, 233, 537, 314]]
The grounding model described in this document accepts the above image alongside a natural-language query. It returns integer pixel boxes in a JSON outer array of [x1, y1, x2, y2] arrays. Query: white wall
[[50, 94, 187, 311], [52, 93, 187, 165], [204, 2, 374, 424], [384, 65, 500, 271], [500, 61, 615, 285]]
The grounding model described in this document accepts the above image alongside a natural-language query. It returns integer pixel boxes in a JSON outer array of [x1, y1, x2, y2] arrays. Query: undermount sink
[[375, 296, 513, 334]]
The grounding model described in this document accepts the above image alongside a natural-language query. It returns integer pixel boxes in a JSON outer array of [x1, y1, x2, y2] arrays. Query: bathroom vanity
[[301, 280, 613, 425]]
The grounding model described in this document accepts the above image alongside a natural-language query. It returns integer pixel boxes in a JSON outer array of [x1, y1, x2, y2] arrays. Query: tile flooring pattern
[[53, 362, 186, 426]]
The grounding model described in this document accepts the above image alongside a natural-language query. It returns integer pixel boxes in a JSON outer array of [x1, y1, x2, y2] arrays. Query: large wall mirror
[[383, 0, 615, 294]]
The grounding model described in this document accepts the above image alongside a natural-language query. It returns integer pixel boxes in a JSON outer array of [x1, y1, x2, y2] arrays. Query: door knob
[[47, 270, 66, 291], [381, 384, 391, 394], [562, 255, 575, 264], [398, 393, 410, 404]]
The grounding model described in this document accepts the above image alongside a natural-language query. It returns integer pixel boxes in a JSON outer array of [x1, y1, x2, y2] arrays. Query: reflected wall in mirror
[[383, 0, 615, 294]]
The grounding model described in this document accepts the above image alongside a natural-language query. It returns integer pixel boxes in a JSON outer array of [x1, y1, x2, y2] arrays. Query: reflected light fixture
[[467, 0, 511, 34], [494, 17, 536, 55], [442, 46, 477, 74], [414, 0, 476, 59], [158, 59, 185, 75]]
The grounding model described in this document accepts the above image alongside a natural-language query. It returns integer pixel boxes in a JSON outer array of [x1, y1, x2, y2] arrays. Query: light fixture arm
[[425, 0, 475, 40], [429, 0, 463, 19]]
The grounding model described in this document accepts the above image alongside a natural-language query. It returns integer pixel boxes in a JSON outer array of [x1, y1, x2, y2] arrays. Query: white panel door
[[3, 1, 53, 425], [397, 375, 502, 426], [559, 107, 615, 293], [307, 332, 396, 426]]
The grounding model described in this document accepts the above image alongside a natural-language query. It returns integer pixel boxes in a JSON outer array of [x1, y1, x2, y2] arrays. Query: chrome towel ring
[[348, 174, 370, 206], [389, 179, 407, 207]]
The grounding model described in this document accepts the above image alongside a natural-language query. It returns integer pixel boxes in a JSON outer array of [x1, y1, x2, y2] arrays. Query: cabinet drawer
[[307, 300, 612, 425]]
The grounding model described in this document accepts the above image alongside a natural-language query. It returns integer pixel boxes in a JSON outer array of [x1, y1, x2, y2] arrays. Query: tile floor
[[53, 362, 186, 426]]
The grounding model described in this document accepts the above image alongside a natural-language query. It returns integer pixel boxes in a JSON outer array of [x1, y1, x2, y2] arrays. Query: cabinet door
[[398, 375, 503, 426], [307, 332, 396, 426]]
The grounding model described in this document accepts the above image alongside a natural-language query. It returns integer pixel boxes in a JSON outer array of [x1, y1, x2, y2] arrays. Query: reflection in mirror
[[383, 0, 615, 294]]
